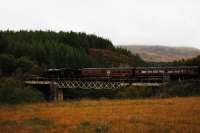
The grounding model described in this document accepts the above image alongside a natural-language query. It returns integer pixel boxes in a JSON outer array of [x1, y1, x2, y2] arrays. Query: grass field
[[0, 97, 200, 133]]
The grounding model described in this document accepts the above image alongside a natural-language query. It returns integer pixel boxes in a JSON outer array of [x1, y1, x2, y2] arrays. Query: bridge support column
[[57, 88, 63, 101], [49, 82, 63, 102]]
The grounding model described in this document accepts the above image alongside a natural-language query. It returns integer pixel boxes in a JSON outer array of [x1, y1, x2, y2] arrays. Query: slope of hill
[[0, 31, 145, 76], [120, 45, 200, 62], [88, 48, 144, 67]]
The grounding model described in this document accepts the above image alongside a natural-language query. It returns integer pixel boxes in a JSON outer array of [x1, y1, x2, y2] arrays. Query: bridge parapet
[[55, 80, 130, 89], [25, 80, 51, 85], [25, 79, 131, 89]]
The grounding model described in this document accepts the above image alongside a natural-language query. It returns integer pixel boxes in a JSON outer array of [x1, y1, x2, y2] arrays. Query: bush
[[115, 81, 200, 99], [16, 56, 34, 74], [0, 78, 44, 104], [159, 81, 200, 97], [75, 121, 110, 133], [115, 86, 157, 99], [63, 88, 116, 99], [0, 54, 17, 75]]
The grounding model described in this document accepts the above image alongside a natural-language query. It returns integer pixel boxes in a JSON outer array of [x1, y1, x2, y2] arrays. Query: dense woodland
[[173, 55, 200, 66], [0, 30, 144, 77], [0, 30, 200, 104]]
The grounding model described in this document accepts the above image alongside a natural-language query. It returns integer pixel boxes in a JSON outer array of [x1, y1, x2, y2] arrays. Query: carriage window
[[141, 70, 146, 73], [153, 70, 158, 73], [147, 70, 152, 73], [159, 70, 164, 73]]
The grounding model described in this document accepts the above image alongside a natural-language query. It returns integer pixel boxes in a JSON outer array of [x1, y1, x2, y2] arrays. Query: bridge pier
[[57, 88, 64, 101], [50, 82, 63, 102]]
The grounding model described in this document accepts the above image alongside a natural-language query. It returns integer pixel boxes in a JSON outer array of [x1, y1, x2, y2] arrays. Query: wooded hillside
[[0, 31, 144, 76]]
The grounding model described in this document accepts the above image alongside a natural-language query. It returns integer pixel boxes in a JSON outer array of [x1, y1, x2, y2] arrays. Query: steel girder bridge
[[25, 77, 167, 101]]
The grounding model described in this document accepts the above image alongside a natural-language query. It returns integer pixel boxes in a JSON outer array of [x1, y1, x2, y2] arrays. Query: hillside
[[88, 48, 144, 67], [0, 31, 144, 76], [120, 45, 200, 62]]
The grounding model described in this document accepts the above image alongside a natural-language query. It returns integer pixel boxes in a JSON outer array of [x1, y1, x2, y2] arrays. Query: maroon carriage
[[81, 68, 133, 79]]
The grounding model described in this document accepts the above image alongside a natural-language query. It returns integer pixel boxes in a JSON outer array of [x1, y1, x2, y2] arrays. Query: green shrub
[[22, 117, 55, 128], [75, 121, 110, 133], [75, 121, 92, 133], [0, 78, 44, 104], [94, 123, 110, 133], [115, 86, 157, 99], [115, 81, 200, 99], [160, 81, 200, 97]]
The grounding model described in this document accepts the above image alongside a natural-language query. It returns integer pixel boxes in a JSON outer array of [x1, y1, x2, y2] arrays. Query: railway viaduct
[[25, 67, 199, 101]]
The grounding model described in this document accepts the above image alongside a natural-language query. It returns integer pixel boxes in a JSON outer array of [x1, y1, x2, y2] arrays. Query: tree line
[[173, 55, 200, 66], [0, 30, 144, 77]]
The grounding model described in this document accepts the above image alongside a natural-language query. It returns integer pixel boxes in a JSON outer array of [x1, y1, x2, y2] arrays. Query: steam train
[[42, 66, 200, 80]]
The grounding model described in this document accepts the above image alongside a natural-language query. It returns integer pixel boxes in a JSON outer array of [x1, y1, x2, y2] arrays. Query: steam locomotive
[[42, 66, 200, 80]]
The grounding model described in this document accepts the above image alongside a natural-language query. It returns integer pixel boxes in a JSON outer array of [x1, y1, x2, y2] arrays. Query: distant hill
[[120, 45, 200, 62]]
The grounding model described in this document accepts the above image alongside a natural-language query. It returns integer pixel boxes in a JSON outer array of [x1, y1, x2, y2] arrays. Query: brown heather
[[0, 97, 200, 133]]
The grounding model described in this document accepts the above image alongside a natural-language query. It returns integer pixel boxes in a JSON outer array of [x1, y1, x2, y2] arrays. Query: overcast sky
[[0, 0, 200, 48]]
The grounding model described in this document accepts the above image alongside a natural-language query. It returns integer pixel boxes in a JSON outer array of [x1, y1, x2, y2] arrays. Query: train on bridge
[[41, 66, 200, 81], [27, 66, 200, 101]]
